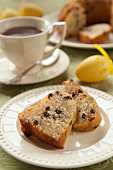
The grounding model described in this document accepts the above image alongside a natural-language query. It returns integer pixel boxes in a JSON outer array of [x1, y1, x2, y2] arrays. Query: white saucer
[[0, 48, 70, 85]]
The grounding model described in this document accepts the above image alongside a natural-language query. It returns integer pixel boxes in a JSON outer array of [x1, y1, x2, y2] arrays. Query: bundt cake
[[58, 0, 113, 40], [58, 1, 87, 38]]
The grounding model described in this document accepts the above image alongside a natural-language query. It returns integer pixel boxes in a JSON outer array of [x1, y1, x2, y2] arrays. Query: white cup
[[0, 16, 66, 71]]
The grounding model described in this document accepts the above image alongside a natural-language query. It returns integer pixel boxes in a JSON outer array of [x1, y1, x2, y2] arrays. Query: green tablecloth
[[0, 1, 113, 170]]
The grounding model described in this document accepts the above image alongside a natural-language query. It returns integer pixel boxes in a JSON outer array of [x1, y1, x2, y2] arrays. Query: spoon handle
[[6, 62, 40, 85], [6, 48, 59, 85]]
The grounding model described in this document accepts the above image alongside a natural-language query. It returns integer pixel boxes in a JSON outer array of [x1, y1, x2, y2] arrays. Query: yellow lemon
[[1, 8, 18, 18], [19, 3, 44, 17], [76, 44, 113, 83]]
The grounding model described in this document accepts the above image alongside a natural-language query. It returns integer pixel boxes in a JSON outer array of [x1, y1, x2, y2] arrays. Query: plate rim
[[0, 85, 113, 169], [44, 10, 113, 49]]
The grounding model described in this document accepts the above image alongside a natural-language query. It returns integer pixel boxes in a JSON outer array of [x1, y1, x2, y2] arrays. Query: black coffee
[[2, 26, 42, 37]]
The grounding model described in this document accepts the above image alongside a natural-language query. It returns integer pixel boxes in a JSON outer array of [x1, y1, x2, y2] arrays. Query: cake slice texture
[[18, 90, 77, 149], [62, 79, 102, 132], [77, 23, 112, 44]]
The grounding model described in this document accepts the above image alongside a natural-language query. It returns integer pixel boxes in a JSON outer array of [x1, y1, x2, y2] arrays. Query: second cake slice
[[62, 79, 102, 132]]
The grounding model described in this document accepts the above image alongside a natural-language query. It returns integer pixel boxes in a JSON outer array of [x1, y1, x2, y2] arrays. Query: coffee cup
[[0, 16, 66, 71]]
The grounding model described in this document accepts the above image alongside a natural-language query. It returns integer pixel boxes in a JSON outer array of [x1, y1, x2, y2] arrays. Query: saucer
[[0, 48, 70, 85]]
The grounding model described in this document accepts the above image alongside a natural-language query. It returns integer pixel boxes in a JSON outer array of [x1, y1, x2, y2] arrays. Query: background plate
[[44, 10, 113, 49]]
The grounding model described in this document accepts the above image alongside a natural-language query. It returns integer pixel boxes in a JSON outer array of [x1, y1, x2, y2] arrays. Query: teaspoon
[[6, 49, 60, 85]]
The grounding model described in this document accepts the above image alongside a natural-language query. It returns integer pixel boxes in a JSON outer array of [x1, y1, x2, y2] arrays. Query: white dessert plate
[[0, 85, 113, 169], [44, 10, 113, 49], [0, 47, 69, 85]]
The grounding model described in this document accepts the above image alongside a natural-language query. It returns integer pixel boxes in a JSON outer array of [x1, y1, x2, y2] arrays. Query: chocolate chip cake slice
[[18, 90, 77, 149], [77, 23, 112, 44], [62, 79, 102, 132]]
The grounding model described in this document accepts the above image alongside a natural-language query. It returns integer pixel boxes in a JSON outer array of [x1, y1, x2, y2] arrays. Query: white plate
[[0, 85, 113, 169], [0, 47, 69, 85], [44, 10, 113, 49]]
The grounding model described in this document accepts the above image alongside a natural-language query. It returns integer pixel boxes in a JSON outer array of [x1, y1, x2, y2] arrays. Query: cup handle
[[43, 22, 66, 57]]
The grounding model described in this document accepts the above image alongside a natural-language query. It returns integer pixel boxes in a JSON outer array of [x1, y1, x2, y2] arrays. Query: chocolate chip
[[64, 96, 72, 100], [90, 109, 95, 114], [48, 93, 52, 98], [56, 91, 63, 97], [70, 120, 72, 125], [82, 113, 86, 119], [72, 93, 76, 97], [90, 117, 95, 121], [55, 109, 62, 114], [46, 106, 50, 110], [23, 131, 31, 137], [94, 125, 98, 129], [44, 112, 50, 117], [34, 120, 39, 125], [56, 91, 60, 95], [78, 89, 83, 93], [70, 79, 73, 82], [58, 115, 62, 118], [53, 115, 56, 120], [78, 108, 81, 112]]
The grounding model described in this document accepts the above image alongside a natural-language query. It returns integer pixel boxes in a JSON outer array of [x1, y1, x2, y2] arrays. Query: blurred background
[[0, 0, 66, 15]]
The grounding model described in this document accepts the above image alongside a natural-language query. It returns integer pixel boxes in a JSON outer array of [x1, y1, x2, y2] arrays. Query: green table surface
[[0, 0, 113, 170]]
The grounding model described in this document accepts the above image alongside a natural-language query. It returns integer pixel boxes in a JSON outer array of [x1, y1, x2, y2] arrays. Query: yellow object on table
[[0, 3, 44, 19], [76, 44, 113, 83], [19, 3, 44, 17], [0, 8, 18, 18]]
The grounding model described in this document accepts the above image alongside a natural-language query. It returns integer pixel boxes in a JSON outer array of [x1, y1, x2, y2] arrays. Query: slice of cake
[[77, 23, 112, 44], [62, 79, 102, 132], [18, 90, 77, 149], [58, 2, 87, 38]]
